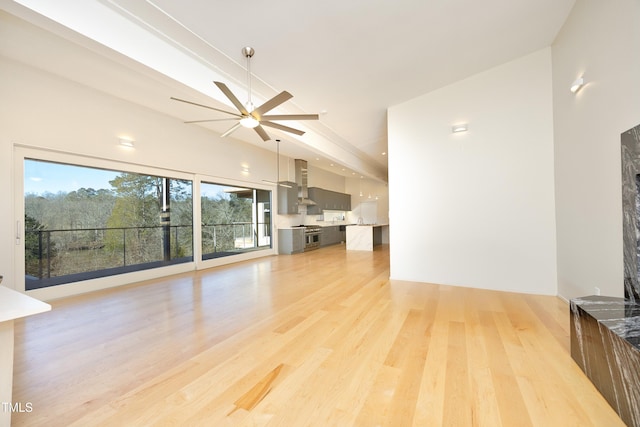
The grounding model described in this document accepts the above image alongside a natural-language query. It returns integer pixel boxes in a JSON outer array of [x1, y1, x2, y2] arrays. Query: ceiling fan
[[171, 47, 319, 142]]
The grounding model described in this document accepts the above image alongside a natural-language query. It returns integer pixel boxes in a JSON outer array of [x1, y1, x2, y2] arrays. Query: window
[[24, 159, 193, 289], [200, 182, 272, 259]]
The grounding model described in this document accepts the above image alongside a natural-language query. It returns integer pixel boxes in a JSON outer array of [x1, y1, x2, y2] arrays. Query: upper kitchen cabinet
[[307, 188, 351, 214], [340, 192, 351, 211], [277, 181, 299, 214]]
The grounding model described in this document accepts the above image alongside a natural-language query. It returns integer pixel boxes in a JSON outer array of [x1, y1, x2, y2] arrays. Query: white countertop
[[0, 286, 51, 323], [346, 224, 388, 250]]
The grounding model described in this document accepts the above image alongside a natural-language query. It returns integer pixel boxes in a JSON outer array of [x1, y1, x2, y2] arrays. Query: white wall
[[0, 42, 361, 299], [0, 56, 283, 297], [388, 49, 557, 295], [345, 178, 389, 225], [552, 0, 640, 300], [307, 165, 345, 192]]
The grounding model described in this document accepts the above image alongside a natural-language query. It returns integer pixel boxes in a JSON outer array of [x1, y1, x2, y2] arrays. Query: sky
[[24, 159, 120, 195], [24, 159, 246, 199]]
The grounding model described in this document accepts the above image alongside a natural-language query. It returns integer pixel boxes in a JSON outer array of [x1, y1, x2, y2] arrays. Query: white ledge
[[0, 286, 51, 323]]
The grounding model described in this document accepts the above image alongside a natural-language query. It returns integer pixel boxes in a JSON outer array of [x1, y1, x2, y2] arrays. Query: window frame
[[194, 175, 275, 271], [199, 181, 272, 260], [14, 147, 276, 301]]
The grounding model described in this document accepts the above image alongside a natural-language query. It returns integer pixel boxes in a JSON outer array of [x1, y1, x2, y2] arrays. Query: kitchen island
[[346, 224, 389, 251]]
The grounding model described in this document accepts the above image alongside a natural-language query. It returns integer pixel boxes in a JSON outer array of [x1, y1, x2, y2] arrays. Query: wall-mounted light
[[570, 76, 584, 93], [118, 138, 135, 148], [452, 124, 468, 133]]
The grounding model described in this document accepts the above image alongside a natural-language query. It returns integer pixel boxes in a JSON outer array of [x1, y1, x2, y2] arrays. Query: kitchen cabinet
[[320, 226, 340, 247], [339, 225, 346, 243], [307, 188, 321, 213], [278, 228, 304, 254], [277, 181, 299, 214], [307, 188, 351, 214]]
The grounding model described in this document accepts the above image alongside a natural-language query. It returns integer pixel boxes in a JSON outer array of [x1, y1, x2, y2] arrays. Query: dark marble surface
[[571, 296, 640, 426], [621, 124, 640, 301], [572, 295, 640, 350]]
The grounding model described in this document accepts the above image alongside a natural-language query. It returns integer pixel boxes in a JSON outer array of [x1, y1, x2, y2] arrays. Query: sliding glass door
[[15, 149, 274, 295], [23, 158, 193, 289], [200, 182, 272, 259]]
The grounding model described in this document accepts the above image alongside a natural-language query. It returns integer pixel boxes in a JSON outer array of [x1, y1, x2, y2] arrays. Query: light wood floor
[[12, 244, 623, 426]]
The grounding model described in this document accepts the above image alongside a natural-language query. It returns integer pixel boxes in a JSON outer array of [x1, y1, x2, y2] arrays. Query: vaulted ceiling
[[1, 0, 575, 181]]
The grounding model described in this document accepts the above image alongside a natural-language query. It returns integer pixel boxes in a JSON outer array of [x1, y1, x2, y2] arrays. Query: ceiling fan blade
[[170, 97, 241, 117], [260, 121, 306, 136], [213, 81, 250, 115], [252, 91, 293, 118], [220, 122, 242, 138], [184, 118, 239, 124], [261, 114, 319, 121], [253, 125, 271, 141]]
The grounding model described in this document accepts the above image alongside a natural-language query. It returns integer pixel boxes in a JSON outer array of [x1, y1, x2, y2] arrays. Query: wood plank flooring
[[11, 244, 624, 426]]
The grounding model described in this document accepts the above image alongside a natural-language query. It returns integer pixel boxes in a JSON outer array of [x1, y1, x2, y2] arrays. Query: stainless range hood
[[295, 159, 316, 206]]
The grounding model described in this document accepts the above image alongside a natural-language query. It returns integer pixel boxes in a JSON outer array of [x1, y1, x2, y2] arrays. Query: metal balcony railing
[[24, 222, 270, 289], [201, 222, 271, 259]]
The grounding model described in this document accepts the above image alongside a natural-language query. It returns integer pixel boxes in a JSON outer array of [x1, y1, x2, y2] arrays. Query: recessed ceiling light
[[381, 152, 387, 156]]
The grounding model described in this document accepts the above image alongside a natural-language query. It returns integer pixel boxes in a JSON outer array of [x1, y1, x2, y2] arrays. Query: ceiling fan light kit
[[172, 47, 319, 142], [240, 117, 259, 128]]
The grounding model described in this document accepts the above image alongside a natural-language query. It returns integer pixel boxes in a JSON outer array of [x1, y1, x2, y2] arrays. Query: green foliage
[[23, 163, 269, 283], [25, 188, 116, 230], [24, 214, 57, 278], [201, 188, 253, 253], [169, 179, 194, 227], [201, 192, 252, 225], [107, 173, 163, 228]]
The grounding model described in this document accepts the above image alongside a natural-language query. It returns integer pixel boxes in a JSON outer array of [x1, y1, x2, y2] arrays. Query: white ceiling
[[2, 0, 575, 181]]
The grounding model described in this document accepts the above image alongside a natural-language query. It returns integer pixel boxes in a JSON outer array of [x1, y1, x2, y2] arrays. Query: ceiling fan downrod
[[242, 46, 255, 112]]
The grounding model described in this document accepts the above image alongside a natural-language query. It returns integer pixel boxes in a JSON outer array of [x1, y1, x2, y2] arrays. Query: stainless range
[[303, 226, 321, 251]]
